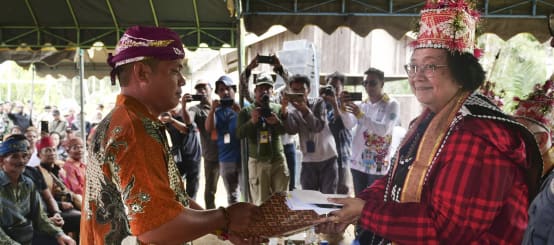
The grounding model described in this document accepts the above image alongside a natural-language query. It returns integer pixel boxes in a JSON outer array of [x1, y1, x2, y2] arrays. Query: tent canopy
[[1, 0, 552, 52], [1, 0, 552, 70], [0, 0, 237, 49], [243, 0, 554, 42]]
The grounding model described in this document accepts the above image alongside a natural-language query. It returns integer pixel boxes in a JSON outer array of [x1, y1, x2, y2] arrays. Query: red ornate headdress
[[411, 0, 480, 55], [513, 79, 554, 139]]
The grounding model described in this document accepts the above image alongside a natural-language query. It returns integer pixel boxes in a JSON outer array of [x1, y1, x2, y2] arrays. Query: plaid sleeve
[[358, 123, 527, 243]]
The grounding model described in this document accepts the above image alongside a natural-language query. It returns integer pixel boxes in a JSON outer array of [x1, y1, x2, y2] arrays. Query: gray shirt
[[189, 103, 219, 162], [283, 97, 337, 162]]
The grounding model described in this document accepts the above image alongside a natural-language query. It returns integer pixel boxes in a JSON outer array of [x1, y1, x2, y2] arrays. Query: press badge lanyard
[[221, 108, 233, 144], [256, 117, 273, 158]]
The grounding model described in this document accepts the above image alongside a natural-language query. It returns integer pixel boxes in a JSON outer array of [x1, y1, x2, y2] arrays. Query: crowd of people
[[1, 0, 554, 244]]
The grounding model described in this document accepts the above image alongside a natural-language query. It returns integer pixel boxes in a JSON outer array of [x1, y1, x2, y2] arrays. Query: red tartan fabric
[[357, 117, 529, 244]]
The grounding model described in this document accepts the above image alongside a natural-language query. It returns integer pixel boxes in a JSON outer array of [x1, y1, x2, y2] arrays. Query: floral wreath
[[513, 79, 554, 137]]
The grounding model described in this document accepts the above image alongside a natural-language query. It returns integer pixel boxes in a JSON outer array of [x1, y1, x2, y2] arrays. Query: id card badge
[[260, 130, 269, 144], [224, 133, 231, 144]]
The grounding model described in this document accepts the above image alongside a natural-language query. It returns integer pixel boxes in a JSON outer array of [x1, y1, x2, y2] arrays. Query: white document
[[285, 190, 348, 215]]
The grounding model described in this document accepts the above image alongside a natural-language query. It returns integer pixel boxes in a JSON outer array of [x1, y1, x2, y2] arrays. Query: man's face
[[24, 131, 38, 145], [38, 147, 57, 164], [328, 79, 344, 95], [144, 59, 186, 114], [254, 84, 273, 104], [216, 83, 235, 99], [195, 84, 211, 103], [1, 151, 28, 178], [290, 81, 309, 100], [363, 74, 384, 99], [67, 143, 84, 161]]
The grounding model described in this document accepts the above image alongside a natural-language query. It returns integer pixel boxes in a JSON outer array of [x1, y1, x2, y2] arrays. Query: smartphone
[[347, 92, 363, 101], [187, 94, 204, 102], [257, 55, 275, 64], [40, 120, 49, 133], [285, 93, 304, 102]]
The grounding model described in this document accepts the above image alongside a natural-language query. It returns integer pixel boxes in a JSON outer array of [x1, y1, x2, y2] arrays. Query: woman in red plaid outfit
[[316, 1, 543, 244]]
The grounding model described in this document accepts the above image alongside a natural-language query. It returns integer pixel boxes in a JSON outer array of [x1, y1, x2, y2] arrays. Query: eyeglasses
[[363, 79, 379, 87], [404, 64, 448, 76]]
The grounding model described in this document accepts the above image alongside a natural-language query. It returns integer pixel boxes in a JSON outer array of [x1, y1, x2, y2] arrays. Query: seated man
[[35, 135, 81, 235], [0, 134, 75, 245]]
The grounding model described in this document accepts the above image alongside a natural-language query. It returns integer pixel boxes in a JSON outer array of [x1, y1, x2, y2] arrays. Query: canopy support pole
[[78, 48, 87, 154], [237, 0, 250, 203]]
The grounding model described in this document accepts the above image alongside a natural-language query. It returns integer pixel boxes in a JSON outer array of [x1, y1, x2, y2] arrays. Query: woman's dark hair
[[447, 52, 486, 92]]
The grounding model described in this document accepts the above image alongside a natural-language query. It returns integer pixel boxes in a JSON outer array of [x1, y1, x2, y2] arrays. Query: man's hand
[[226, 202, 262, 233], [181, 94, 192, 107], [315, 219, 350, 234], [250, 108, 261, 124], [264, 113, 280, 125], [212, 99, 221, 108], [344, 102, 361, 116], [50, 213, 64, 227], [228, 234, 268, 245], [60, 201, 74, 211], [56, 234, 76, 245], [290, 98, 309, 115]]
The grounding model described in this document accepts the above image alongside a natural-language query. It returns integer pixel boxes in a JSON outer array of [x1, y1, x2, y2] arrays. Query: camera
[[320, 85, 335, 96], [220, 98, 234, 107], [260, 94, 272, 118], [257, 55, 275, 64], [186, 94, 204, 102]]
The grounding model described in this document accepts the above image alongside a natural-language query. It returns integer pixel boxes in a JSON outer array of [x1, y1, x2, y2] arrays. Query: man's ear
[[131, 62, 153, 84]]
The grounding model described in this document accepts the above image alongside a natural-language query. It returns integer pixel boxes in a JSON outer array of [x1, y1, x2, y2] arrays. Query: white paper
[[285, 190, 348, 215]]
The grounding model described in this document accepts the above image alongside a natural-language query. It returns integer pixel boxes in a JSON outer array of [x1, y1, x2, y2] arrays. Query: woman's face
[[408, 48, 461, 112]]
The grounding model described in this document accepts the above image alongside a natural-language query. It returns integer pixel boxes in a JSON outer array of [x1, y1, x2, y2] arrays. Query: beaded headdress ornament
[[412, 0, 480, 54]]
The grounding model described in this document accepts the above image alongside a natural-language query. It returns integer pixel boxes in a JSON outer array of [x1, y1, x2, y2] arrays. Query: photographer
[[205, 75, 244, 205], [160, 95, 202, 200], [322, 72, 357, 195], [346, 68, 399, 196], [282, 75, 338, 194], [237, 72, 289, 205], [187, 80, 220, 209]]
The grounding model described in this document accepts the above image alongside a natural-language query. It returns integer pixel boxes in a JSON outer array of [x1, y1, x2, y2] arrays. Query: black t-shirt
[[23, 166, 47, 191]]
